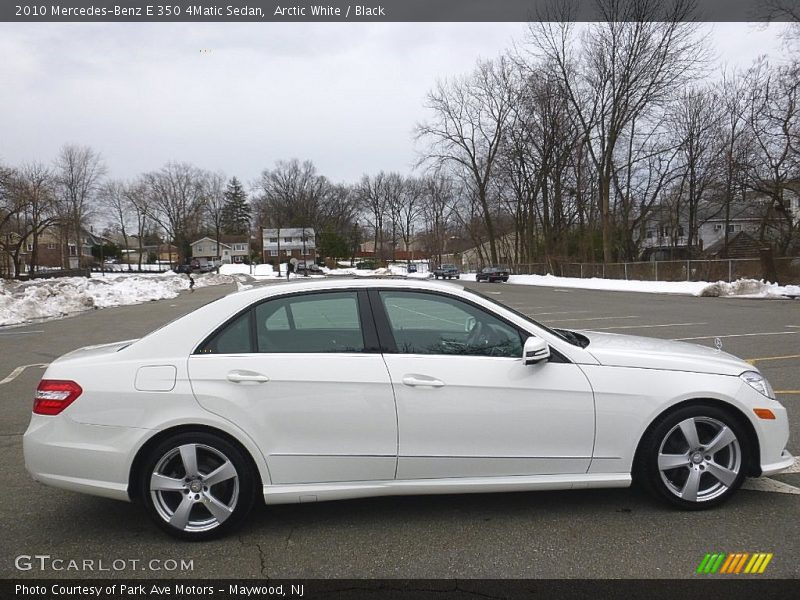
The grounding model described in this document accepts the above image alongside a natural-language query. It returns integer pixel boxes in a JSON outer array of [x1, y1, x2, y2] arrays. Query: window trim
[[193, 288, 379, 355]]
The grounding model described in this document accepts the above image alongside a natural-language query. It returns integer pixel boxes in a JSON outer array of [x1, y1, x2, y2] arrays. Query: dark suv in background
[[476, 266, 510, 282], [433, 264, 460, 279]]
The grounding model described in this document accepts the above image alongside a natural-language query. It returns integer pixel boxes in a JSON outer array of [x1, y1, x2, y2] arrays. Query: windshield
[[467, 288, 589, 348]]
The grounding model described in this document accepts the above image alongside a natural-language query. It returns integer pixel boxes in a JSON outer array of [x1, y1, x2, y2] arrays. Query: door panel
[[189, 354, 397, 484], [373, 290, 595, 479], [384, 355, 595, 479], [188, 290, 397, 485]]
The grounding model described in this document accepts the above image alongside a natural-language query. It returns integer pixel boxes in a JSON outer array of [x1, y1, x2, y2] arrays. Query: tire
[[139, 432, 257, 540], [636, 404, 748, 510]]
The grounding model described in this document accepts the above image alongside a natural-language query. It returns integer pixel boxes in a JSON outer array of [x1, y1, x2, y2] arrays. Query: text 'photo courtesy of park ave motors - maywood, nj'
[[1, 1, 800, 599]]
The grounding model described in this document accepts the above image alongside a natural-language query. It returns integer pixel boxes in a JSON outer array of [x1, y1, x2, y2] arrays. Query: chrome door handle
[[402, 375, 445, 388], [227, 371, 269, 384]]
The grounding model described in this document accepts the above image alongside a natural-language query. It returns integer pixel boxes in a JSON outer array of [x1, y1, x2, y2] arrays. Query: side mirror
[[523, 336, 550, 365]]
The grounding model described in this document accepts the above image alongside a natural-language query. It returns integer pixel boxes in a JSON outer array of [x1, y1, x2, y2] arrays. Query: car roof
[[232, 277, 464, 302]]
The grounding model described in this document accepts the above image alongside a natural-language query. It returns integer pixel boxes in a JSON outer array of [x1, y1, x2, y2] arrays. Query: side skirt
[[262, 473, 631, 505]]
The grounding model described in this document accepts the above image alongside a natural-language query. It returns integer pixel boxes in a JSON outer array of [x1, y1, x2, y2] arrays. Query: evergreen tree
[[221, 177, 251, 235]]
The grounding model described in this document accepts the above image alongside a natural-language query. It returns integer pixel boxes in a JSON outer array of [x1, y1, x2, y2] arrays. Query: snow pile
[[220, 263, 325, 279], [95, 263, 171, 272], [219, 263, 275, 277], [0, 272, 236, 326], [468, 273, 799, 298], [698, 279, 800, 298], [322, 264, 432, 278]]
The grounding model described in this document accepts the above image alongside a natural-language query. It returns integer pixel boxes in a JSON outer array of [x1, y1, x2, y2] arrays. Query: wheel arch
[[127, 424, 266, 501], [632, 398, 761, 478]]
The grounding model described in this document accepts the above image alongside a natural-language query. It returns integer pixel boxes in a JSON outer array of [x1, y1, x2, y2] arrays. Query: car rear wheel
[[140, 432, 256, 540], [637, 404, 747, 510]]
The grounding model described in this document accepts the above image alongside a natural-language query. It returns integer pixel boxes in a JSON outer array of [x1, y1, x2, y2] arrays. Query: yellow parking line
[[775, 391, 800, 395], [746, 354, 800, 365]]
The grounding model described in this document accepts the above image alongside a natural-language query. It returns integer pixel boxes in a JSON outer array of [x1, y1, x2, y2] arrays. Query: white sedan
[[24, 279, 793, 539]]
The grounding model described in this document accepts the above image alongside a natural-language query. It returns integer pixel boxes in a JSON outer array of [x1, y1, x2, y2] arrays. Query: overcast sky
[[0, 22, 791, 189]]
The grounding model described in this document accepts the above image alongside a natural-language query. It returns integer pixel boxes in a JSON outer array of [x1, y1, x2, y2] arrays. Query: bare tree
[[125, 179, 151, 268], [203, 171, 227, 260], [667, 86, 722, 253], [420, 172, 457, 265], [525, 0, 709, 262], [55, 144, 106, 267], [2, 163, 58, 276], [744, 60, 800, 253], [356, 171, 391, 259], [398, 177, 424, 262], [715, 68, 753, 257], [144, 162, 207, 264], [100, 180, 132, 269], [417, 57, 517, 263]]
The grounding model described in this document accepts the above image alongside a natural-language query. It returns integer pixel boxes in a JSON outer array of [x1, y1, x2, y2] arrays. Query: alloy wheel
[[657, 416, 742, 503], [150, 443, 240, 532]]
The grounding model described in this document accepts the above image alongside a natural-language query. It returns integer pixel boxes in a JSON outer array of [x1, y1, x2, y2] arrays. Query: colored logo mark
[[697, 552, 773, 574]]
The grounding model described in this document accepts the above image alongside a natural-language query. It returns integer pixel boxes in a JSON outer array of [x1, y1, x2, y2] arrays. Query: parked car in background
[[476, 266, 510, 283], [407, 264, 418, 273], [23, 279, 792, 540], [295, 260, 321, 274], [434, 264, 460, 279], [356, 260, 377, 270], [191, 258, 219, 273]]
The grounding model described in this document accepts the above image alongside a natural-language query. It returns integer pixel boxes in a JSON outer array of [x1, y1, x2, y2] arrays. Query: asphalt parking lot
[[1, 279, 798, 579]]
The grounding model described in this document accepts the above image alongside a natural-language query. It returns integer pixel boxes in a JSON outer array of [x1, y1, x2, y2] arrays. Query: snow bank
[[0, 271, 236, 327], [698, 279, 800, 298], [323, 264, 432, 278], [219, 263, 275, 277], [485, 273, 799, 298]]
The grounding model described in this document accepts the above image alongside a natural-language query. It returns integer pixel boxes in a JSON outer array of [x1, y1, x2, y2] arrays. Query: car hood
[[578, 330, 751, 376]]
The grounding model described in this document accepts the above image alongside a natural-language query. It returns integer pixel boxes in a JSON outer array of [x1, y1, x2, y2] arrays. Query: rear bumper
[[23, 414, 148, 502]]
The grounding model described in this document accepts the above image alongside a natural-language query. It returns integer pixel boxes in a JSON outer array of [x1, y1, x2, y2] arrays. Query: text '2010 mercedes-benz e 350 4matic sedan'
[[24, 280, 793, 539]]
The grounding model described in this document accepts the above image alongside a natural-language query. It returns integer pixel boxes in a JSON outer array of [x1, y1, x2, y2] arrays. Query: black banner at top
[[2, 0, 799, 23]]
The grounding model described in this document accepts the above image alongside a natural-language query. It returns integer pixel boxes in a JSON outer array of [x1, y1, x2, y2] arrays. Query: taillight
[[34, 380, 83, 415]]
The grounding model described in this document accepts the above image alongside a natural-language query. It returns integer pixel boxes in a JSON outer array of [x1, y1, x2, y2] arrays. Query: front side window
[[379, 291, 522, 358], [255, 291, 364, 353]]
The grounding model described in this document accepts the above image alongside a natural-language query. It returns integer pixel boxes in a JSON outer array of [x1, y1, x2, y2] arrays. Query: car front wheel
[[140, 432, 256, 540], [637, 404, 748, 510]]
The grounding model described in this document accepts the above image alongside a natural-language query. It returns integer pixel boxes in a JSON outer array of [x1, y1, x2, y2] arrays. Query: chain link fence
[[505, 257, 800, 284]]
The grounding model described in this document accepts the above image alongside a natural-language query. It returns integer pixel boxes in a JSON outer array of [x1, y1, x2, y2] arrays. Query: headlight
[[740, 371, 775, 399]]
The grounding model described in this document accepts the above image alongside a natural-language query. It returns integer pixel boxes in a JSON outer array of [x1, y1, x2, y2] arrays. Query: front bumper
[[761, 449, 795, 476]]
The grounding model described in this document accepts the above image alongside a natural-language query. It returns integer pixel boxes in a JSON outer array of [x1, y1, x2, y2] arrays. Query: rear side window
[[197, 311, 253, 354], [254, 292, 365, 353]]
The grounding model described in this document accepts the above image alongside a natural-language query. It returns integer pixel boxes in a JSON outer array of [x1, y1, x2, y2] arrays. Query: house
[[261, 228, 316, 263], [13, 227, 104, 272], [639, 199, 770, 260], [704, 231, 765, 259], [190, 236, 251, 264]]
